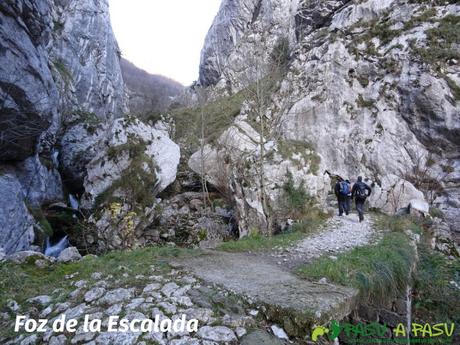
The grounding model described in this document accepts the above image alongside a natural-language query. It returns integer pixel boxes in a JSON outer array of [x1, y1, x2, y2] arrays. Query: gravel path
[[265, 213, 380, 269], [176, 251, 357, 326]]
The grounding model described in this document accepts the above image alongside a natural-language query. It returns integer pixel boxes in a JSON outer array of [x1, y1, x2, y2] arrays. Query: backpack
[[339, 181, 350, 196], [355, 183, 368, 199]]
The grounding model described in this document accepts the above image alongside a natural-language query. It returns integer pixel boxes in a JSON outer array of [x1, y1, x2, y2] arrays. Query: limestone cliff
[[0, 0, 179, 254], [191, 0, 460, 237]]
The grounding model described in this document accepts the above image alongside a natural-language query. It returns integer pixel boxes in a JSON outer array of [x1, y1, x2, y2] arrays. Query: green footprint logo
[[312, 326, 329, 342]]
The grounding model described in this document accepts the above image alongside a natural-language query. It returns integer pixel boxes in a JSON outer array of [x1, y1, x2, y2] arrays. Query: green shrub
[[429, 207, 445, 219], [282, 171, 311, 213], [277, 140, 321, 173], [271, 36, 290, 71], [52, 60, 72, 86], [403, 8, 436, 31], [357, 94, 375, 108], [445, 77, 460, 102], [53, 20, 64, 32], [375, 214, 422, 234], [28, 207, 53, 237], [170, 90, 245, 150], [357, 76, 369, 87], [66, 110, 102, 134], [141, 111, 163, 125], [95, 136, 158, 210], [412, 15, 460, 66]]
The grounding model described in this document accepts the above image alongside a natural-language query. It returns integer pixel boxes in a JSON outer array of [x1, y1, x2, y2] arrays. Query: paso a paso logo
[[312, 320, 456, 343]]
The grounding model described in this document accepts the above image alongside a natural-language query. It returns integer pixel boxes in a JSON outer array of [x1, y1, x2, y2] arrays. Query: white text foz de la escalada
[[15, 314, 199, 333]]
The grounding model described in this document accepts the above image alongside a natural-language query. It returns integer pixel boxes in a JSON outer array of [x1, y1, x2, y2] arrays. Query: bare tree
[[196, 87, 212, 211], [237, 38, 292, 236], [402, 151, 452, 205]]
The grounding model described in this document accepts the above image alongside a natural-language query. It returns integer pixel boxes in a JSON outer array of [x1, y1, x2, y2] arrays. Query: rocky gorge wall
[[0, 0, 181, 255], [191, 0, 460, 237]]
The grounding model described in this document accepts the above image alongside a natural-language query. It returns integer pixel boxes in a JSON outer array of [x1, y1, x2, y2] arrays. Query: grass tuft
[[218, 208, 328, 252], [0, 245, 198, 310], [374, 214, 421, 233], [414, 244, 460, 324], [296, 232, 416, 305]]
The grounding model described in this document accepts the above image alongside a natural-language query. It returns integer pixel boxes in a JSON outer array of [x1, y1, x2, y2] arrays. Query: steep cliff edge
[[191, 0, 460, 238]]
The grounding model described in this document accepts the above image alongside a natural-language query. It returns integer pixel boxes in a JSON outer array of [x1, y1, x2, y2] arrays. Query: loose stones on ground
[[4, 267, 262, 345]]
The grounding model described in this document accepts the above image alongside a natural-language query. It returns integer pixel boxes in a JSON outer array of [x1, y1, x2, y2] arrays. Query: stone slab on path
[[174, 251, 357, 336]]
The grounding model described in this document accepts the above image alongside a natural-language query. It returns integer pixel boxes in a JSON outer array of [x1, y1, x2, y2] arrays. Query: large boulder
[[368, 175, 426, 213], [0, 173, 36, 254], [79, 117, 180, 251], [57, 246, 82, 263], [81, 117, 180, 209]]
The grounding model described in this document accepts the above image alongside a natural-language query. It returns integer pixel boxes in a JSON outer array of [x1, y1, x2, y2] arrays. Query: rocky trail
[[173, 214, 381, 338], [264, 213, 381, 269]]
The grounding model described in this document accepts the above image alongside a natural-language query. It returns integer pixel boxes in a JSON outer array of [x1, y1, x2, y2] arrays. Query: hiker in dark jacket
[[351, 176, 372, 222], [334, 178, 351, 216]]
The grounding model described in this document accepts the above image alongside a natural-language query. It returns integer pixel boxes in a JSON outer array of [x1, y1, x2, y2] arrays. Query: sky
[[109, 0, 222, 86]]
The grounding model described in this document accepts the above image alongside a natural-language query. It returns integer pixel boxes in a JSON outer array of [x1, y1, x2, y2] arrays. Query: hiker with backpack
[[334, 177, 351, 216], [345, 179, 352, 213], [351, 176, 372, 222]]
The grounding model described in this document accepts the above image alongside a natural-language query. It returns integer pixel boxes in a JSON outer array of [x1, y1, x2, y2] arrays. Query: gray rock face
[[0, 0, 59, 161], [14, 155, 63, 207], [0, 0, 130, 254], [0, 154, 63, 254], [295, 0, 349, 39], [0, 173, 35, 254], [199, 0, 296, 88], [400, 73, 460, 153], [59, 122, 105, 193], [49, 0, 127, 119]]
